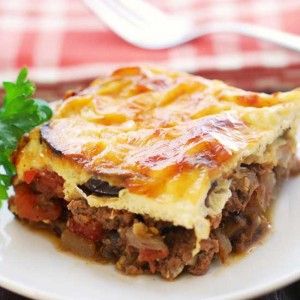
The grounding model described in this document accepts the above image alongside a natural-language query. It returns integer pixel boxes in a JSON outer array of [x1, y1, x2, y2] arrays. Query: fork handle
[[187, 22, 300, 52]]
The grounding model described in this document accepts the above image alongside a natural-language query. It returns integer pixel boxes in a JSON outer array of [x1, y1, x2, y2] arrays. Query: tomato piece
[[12, 184, 62, 222], [23, 170, 38, 184], [68, 218, 103, 242], [138, 248, 169, 262]]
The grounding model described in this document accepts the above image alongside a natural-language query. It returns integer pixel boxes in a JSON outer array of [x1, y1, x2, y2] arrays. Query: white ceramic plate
[[1, 170, 300, 300]]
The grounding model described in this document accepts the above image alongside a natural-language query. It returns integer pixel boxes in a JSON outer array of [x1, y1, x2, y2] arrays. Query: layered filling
[[9, 134, 296, 279]]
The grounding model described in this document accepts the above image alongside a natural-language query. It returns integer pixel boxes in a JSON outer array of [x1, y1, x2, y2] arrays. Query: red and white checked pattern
[[1, 0, 300, 90]]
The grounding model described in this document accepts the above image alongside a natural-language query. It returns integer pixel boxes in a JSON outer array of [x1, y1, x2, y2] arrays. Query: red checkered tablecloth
[[1, 0, 300, 91]]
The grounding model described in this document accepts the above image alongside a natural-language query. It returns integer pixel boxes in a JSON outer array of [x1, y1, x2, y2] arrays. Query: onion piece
[[215, 230, 232, 263], [61, 229, 96, 258], [125, 226, 169, 262]]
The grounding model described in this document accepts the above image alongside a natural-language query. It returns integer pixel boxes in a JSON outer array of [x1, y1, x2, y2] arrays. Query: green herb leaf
[[0, 68, 53, 207]]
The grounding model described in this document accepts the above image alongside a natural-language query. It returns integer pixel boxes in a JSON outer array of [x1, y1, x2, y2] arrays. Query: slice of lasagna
[[9, 67, 300, 279]]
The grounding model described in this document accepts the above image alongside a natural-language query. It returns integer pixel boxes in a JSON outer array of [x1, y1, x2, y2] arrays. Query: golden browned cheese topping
[[40, 66, 287, 196]]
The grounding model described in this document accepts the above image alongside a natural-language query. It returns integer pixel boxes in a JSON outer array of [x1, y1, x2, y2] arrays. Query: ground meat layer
[[9, 138, 296, 279]]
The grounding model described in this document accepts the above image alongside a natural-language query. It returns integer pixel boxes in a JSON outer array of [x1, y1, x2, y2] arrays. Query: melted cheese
[[14, 66, 300, 255]]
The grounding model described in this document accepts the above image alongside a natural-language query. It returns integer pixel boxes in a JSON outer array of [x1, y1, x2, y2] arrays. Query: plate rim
[[1, 266, 299, 300]]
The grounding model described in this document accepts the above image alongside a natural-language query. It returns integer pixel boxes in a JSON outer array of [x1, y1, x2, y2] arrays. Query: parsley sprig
[[0, 68, 52, 205]]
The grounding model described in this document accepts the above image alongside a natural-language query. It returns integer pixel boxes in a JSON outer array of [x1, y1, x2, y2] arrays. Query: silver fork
[[83, 0, 300, 52]]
